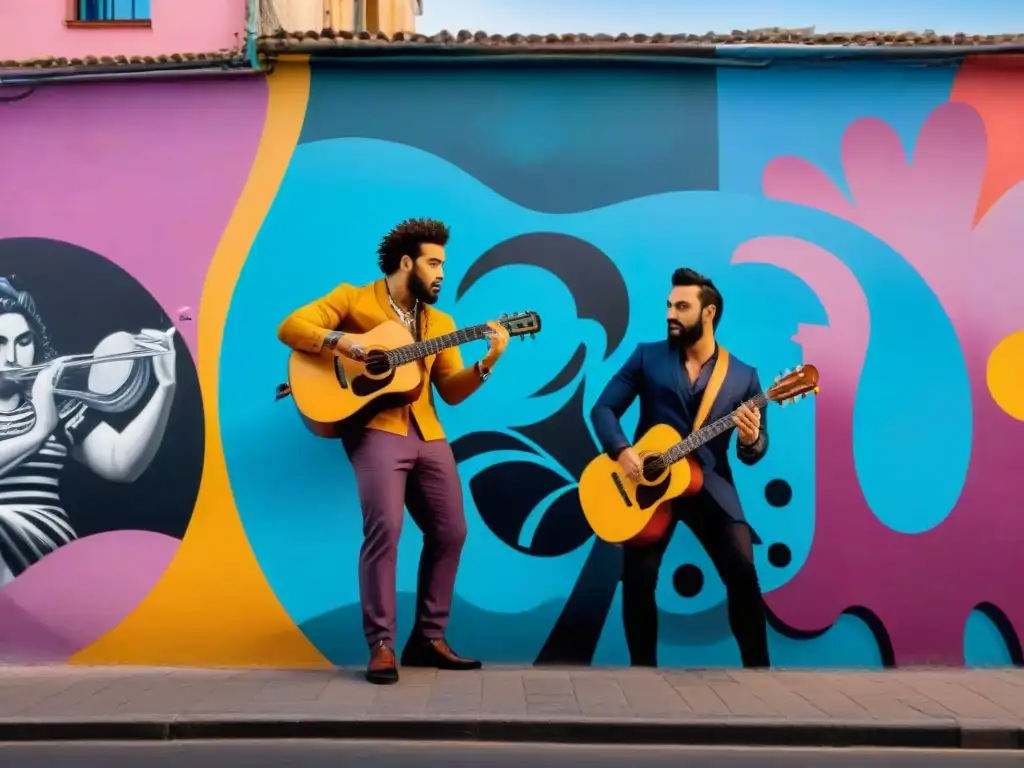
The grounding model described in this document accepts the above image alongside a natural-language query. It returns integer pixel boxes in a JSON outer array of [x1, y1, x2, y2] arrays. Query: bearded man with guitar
[[277, 218, 509, 684], [589, 268, 772, 669]]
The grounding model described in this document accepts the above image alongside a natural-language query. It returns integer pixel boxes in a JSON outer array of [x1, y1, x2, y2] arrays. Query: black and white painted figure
[[0, 277, 177, 586]]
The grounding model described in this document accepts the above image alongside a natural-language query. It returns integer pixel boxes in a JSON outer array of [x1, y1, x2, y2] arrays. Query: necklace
[[386, 284, 419, 334]]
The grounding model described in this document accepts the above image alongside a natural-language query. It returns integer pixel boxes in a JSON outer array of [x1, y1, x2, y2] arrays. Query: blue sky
[[419, 0, 1024, 36]]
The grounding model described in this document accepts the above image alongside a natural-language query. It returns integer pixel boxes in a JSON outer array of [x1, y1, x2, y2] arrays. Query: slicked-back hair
[[376, 218, 451, 275], [671, 267, 723, 329]]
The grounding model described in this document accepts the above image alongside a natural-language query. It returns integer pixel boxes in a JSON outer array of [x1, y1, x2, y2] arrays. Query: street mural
[[1, 55, 1021, 668]]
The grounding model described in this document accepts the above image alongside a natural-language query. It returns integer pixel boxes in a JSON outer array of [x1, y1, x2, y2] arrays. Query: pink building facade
[[0, 0, 248, 62]]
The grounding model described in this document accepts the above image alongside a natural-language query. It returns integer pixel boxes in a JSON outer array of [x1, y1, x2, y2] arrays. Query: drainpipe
[[246, 0, 260, 71], [353, 0, 363, 34]]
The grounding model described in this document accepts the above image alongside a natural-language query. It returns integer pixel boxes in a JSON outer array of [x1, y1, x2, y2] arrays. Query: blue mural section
[[221, 63, 998, 667]]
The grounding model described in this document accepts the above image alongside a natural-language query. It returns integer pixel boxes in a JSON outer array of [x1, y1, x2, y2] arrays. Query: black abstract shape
[[531, 343, 586, 398], [300, 64, 719, 213], [469, 461, 588, 557], [458, 233, 629, 359], [531, 489, 595, 560], [673, 564, 704, 598], [513, 379, 600, 480], [765, 603, 896, 668], [974, 603, 1024, 666], [767, 543, 792, 568], [765, 479, 792, 507], [450, 431, 537, 463], [535, 540, 622, 665]]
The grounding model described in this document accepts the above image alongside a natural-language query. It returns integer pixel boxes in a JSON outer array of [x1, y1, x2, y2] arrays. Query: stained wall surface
[[0, 53, 1022, 669]]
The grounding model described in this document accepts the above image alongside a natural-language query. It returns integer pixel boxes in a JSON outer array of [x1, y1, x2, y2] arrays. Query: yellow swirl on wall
[[72, 57, 330, 668]]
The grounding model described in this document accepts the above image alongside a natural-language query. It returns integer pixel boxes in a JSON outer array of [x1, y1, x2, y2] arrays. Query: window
[[76, 0, 151, 22]]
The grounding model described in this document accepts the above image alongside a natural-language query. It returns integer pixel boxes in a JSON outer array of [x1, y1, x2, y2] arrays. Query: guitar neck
[[389, 323, 492, 365], [662, 392, 769, 466]]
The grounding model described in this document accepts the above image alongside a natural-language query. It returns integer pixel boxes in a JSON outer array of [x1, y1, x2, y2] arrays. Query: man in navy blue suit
[[590, 268, 771, 668]]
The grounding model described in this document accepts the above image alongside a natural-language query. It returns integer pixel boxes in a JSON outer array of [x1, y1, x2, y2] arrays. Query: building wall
[[0, 0, 247, 61], [0, 53, 1022, 669]]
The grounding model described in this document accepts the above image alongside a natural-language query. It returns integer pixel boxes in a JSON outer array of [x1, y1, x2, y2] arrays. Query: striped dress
[[0, 398, 100, 582]]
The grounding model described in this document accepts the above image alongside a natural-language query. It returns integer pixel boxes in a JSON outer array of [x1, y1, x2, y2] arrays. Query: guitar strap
[[691, 347, 730, 433]]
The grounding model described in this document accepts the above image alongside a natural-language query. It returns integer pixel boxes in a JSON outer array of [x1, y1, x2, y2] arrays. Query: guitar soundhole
[[641, 454, 666, 483], [610, 472, 633, 507], [364, 350, 393, 377]]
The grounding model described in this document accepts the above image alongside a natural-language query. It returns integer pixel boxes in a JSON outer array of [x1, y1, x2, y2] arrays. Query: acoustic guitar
[[577, 364, 820, 544], [287, 311, 542, 437]]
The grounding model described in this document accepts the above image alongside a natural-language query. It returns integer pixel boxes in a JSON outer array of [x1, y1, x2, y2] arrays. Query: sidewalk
[[0, 665, 1022, 750]]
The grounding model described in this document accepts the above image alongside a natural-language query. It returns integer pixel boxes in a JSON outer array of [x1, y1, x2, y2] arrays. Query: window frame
[[65, 0, 153, 28]]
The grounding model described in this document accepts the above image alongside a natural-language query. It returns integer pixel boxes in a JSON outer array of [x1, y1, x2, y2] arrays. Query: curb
[[0, 718, 1020, 749]]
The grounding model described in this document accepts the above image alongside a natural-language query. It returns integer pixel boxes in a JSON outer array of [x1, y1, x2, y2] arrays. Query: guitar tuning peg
[[783, 368, 791, 376], [795, 364, 803, 371], [813, 386, 820, 394], [774, 374, 781, 383]]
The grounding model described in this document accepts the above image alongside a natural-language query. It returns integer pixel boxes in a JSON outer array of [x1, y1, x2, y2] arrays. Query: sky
[[418, 0, 1024, 36]]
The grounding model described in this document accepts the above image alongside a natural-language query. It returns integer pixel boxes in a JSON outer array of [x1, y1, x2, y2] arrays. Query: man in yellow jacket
[[278, 218, 509, 684]]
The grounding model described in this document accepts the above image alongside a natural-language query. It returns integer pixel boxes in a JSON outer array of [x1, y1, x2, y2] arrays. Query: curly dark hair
[[0, 277, 56, 362], [376, 218, 450, 275]]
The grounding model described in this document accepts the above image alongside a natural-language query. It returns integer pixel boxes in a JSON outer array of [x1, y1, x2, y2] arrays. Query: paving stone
[[0, 664, 1020, 738]]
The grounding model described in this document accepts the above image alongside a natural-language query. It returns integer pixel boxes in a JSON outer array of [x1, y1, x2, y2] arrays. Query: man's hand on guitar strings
[[482, 321, 510, 366]]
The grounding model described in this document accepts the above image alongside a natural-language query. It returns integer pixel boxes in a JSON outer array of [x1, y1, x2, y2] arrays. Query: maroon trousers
[[343, 425, 467, 649]]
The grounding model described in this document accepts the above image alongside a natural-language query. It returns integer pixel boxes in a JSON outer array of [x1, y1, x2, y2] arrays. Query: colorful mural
[[0, 52, 1022, 669]]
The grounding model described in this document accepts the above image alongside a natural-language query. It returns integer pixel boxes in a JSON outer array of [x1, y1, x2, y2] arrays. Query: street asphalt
[[0, 740, 1022, 767]]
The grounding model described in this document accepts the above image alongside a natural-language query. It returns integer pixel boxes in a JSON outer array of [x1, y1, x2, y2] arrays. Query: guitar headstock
[[499, 311, 542, 340], [766, 364, 820, 407]]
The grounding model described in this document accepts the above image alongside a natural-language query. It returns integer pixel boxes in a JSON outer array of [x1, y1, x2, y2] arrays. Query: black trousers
[[621, 495, 770, 668]]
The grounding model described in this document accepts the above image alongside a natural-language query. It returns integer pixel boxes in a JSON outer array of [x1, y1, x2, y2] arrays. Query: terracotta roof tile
[[257, 27, 1024, 51], [4, 27, 1023, 71], [0, 49, 249, 71]]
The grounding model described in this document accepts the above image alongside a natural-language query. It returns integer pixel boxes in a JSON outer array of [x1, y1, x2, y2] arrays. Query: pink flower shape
[[749, 101, 1024, 665]]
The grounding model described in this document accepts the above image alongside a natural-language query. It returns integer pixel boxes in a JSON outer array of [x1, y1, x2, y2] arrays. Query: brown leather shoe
[[401, 637, 482, 670], [366, 641, 399, 685]]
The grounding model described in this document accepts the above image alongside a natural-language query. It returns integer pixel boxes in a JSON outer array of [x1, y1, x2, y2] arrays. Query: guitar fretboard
[[659, 392, 769, 466], [388, 324, 493, 365]]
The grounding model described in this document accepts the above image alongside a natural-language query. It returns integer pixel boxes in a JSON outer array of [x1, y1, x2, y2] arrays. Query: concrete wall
[[0, 53, 1022, 669], [0, 0, 246, 61]]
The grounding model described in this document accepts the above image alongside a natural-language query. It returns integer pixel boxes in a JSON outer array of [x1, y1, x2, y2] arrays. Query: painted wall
[[0, 53, 1022, 670], [0, 0, 246, 62]]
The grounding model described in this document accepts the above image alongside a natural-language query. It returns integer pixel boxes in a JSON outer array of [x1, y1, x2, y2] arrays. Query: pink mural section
[[0, 77, 267, 660], [747, 101, 1024, 664], [0, 0, 246, 62]]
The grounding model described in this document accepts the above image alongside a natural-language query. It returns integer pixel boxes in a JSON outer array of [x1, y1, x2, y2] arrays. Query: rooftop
[[260, 26, 1024, 51], [2, 27, 1024, 72]]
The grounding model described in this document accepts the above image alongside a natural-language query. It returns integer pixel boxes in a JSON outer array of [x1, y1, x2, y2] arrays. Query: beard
[[409, 270, 441, 306], [667, 319, 704, 350]]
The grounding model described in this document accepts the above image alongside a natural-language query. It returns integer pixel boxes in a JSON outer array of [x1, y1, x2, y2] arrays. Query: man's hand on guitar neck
[[616, 446, 643, 482]]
